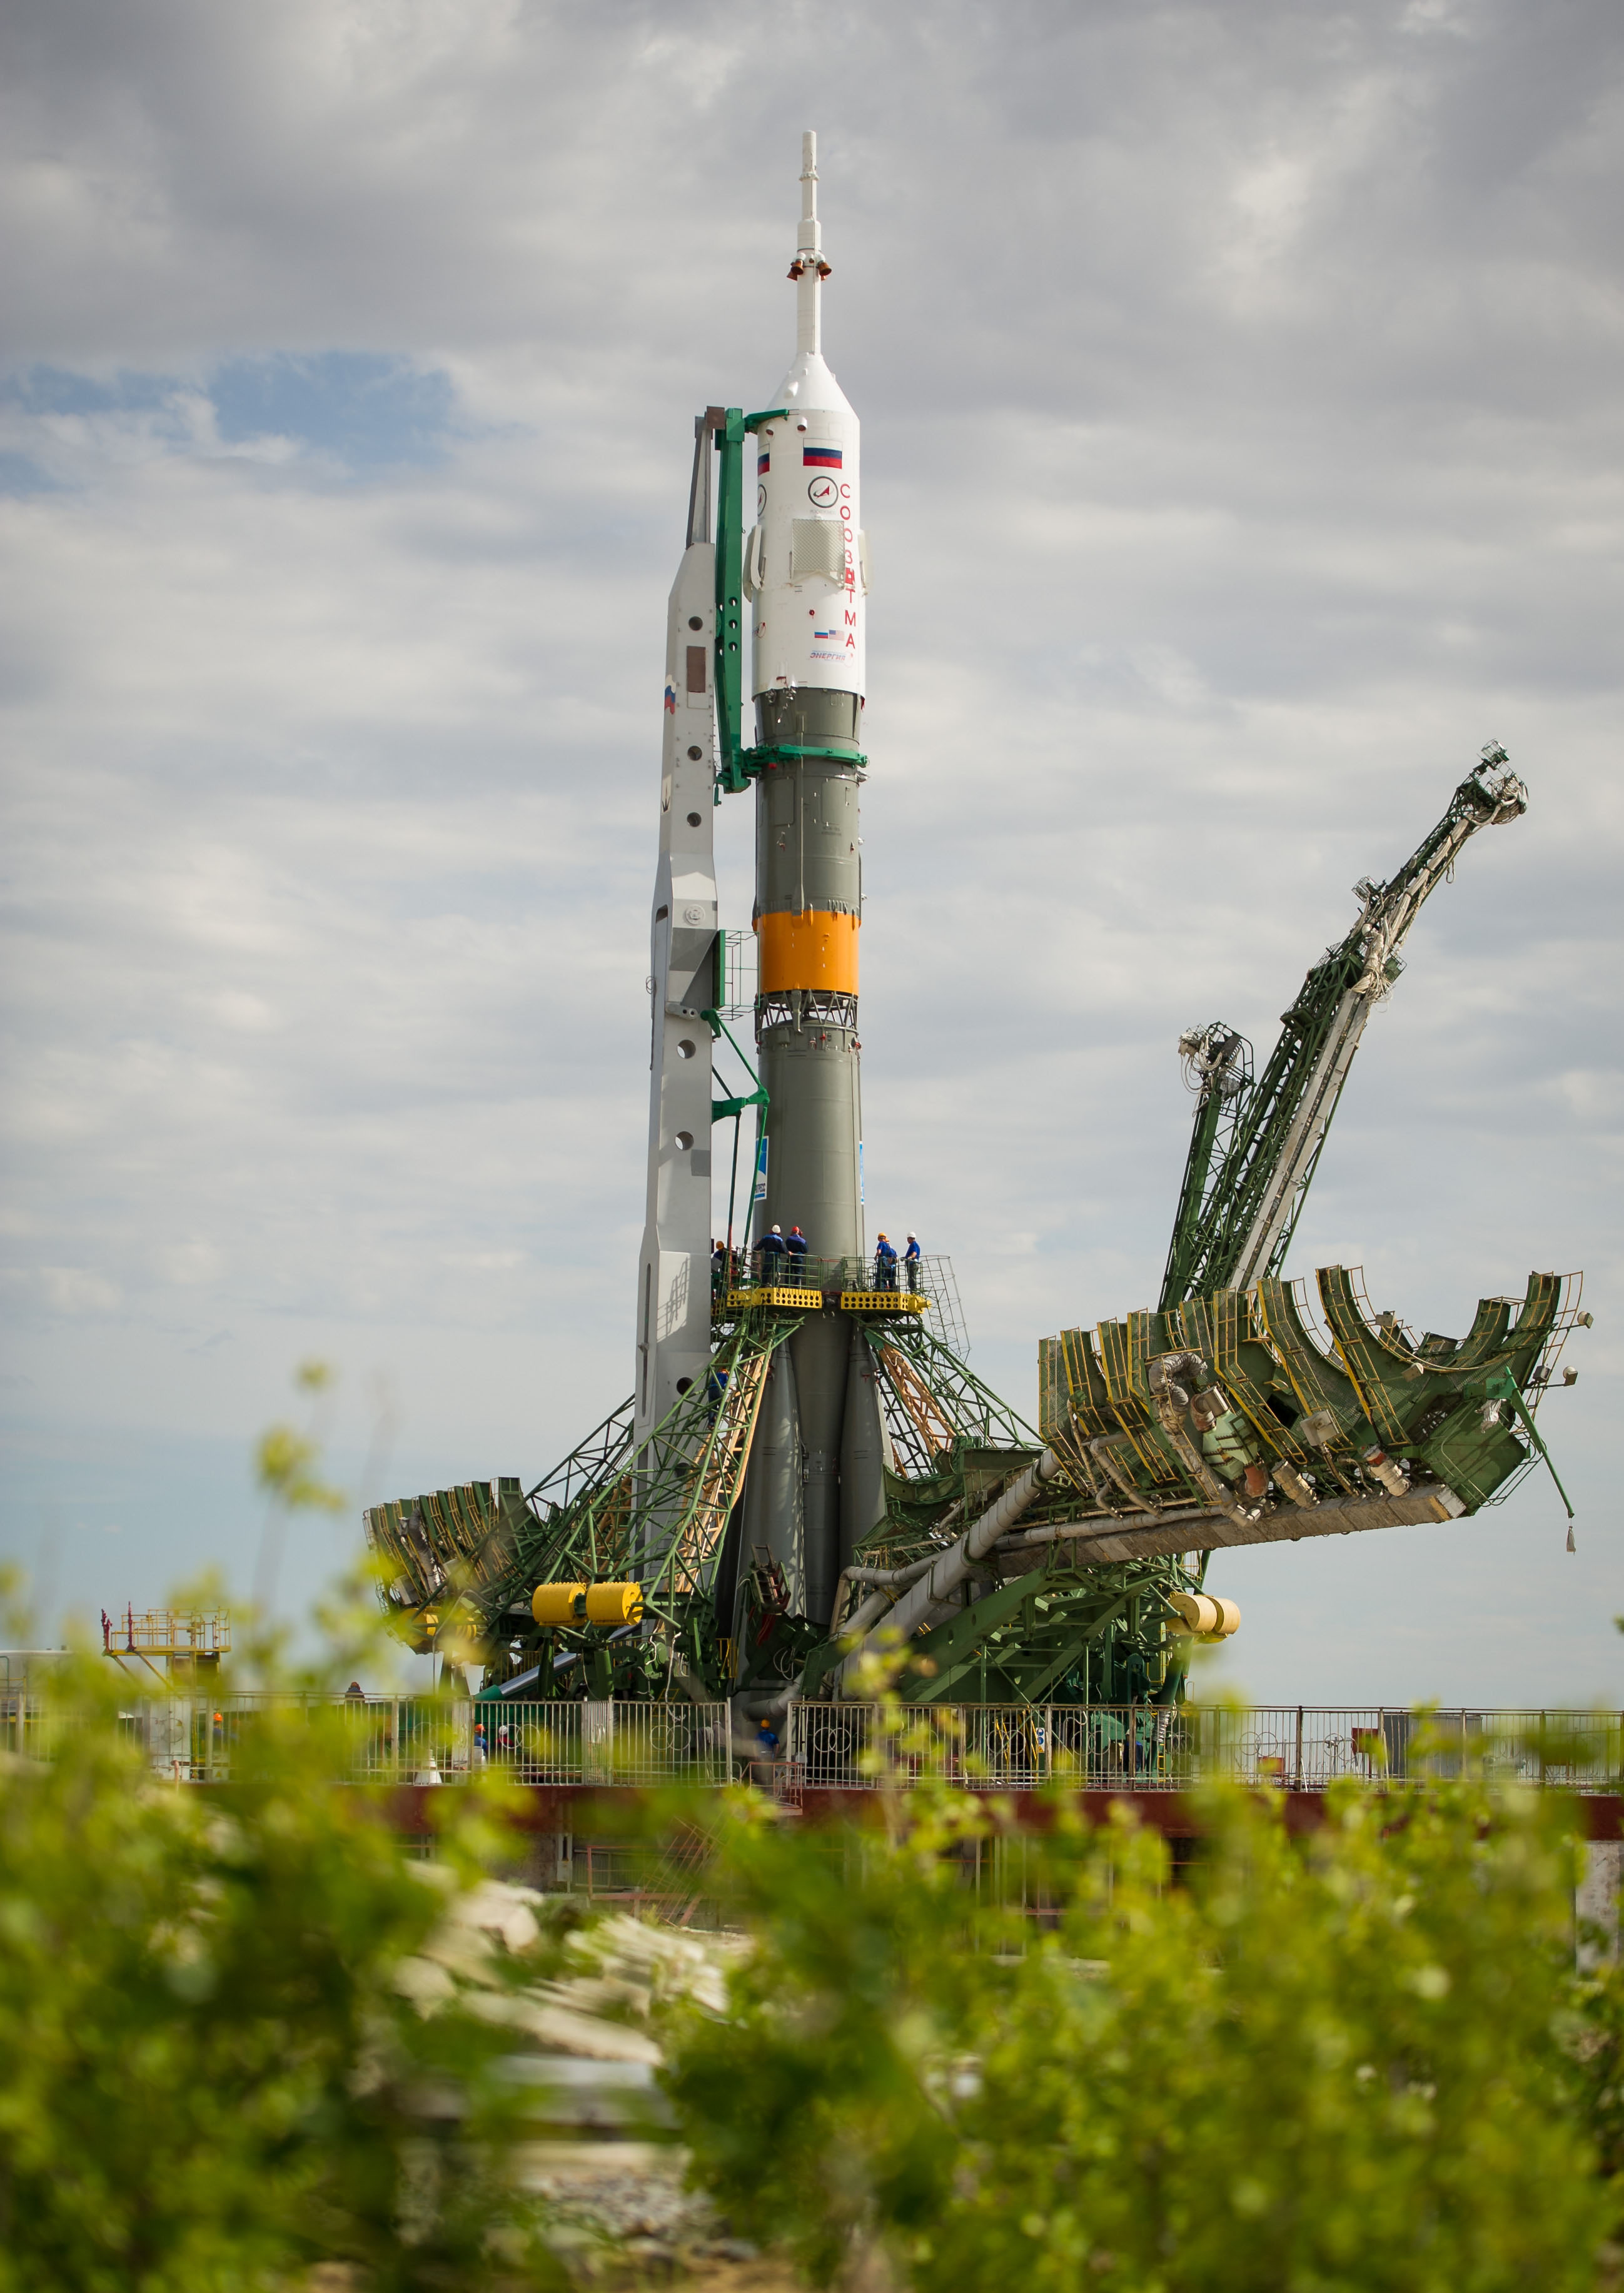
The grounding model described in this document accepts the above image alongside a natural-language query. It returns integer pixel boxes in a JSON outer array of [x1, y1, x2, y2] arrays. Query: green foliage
[[661, 1695, 1615, 2292], [0, 1643, 566, 2292], [1576, 1947, 1624, 2241]]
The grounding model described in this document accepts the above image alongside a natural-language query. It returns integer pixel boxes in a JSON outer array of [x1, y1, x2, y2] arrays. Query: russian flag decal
[[758, 453, 770, 473], [802, 445, 842, 468]]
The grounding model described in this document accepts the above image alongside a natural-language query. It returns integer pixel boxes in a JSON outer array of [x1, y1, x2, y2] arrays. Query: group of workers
[[710, 1229, 923, 1293]]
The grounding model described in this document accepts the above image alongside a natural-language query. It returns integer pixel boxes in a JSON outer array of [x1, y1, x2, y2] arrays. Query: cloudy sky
[[2, 0, 1620, 1701]]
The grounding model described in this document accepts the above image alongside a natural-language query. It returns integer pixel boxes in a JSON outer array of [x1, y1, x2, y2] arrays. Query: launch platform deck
[[722, 1283, 928, 1315]]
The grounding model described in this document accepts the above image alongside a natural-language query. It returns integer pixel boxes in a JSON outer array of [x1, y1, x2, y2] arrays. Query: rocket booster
[[632, 425, 722, 1453]]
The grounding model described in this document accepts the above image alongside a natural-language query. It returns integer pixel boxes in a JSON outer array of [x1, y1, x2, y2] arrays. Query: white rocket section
[[635, 522, 720, 1444], [747, 131, 867, 705]]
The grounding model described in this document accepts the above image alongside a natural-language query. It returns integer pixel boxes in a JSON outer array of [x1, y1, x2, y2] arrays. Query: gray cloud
[[0, 0, 1618, 1699]]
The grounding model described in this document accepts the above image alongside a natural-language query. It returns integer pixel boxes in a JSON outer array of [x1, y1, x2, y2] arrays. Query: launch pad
[[363, 138, 1586, 1723]]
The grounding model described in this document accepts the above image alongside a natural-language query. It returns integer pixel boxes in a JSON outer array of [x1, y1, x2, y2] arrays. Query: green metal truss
[[801, 1323, 1205, 1708], [897, 1561, 1199, 1708], [1159, 751, 1528, 1311], [367, 1308, 812, 1676]]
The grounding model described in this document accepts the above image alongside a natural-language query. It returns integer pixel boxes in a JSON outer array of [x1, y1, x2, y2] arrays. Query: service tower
[[634, 133, 884, 1636]]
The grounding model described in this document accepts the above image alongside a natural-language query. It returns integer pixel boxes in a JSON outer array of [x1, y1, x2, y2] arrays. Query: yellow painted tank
[[531, 1583, 587, 1626], [530, 1581, 644, 1627]]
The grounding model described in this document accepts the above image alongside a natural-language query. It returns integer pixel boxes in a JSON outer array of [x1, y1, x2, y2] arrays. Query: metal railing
[[0, 1697, 88, 1764], [1, 1692, 731, 1787], [478, 1701, 732, 1787], [717, 1250, 947, 1306], [785, 1703, 1624, 1794], [100, 1606, 231, 1658], [6, 1692, 1617, 1793]]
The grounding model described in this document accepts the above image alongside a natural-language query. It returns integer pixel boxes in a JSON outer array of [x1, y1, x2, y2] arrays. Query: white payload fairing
[[749, 139, 867, 702]]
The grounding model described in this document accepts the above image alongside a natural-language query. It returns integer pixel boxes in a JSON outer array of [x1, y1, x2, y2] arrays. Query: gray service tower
[[634, 133, 885, 1640]]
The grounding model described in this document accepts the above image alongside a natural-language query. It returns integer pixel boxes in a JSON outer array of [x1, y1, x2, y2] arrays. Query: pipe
[[836, 1448, 1062, 1690], [1144, 1353, 1259, 1529], [999, 1508, 1170, 1550], [735, 1685, 795, 1722], [819, 1475, 1466, 1699], [1152, 1397, 1258, 1529], [827, 1552, 937, 1636], [994, 1479, 1465, 1568], [1091, 1433, 1157, 1509], [824, 1443, 982, 1640]]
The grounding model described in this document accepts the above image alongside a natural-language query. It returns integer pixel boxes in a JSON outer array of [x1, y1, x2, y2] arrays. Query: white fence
[[3, 1691, 1618, 1793], [785, 1703, 1624, 1795], [478, 1700, 732, 1786], [0, 1693, 732, 1787]]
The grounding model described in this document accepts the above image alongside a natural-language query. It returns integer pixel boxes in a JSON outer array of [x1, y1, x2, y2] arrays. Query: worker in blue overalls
[[903, 1232, 922, 1294], [874, 1232, 899, 1292], [785, 1224, 810, 1283]]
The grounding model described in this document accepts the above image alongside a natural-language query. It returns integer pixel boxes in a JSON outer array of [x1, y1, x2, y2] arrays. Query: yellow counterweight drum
[[583, 1581, 645, 1626], [1168, 1591, 1241, 1639], [532, 1583, 586, 1626], [530, 1581, 645, 1628]]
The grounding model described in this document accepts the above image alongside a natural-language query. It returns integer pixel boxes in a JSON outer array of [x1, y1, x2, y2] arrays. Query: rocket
[[745, 132, 877, 1631], [635, 132, 885, 1643]]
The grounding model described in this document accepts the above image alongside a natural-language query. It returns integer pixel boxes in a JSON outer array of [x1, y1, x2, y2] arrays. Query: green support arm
[[1470, 1366, 1577, 1540], [702, 1005, 769, 1122]]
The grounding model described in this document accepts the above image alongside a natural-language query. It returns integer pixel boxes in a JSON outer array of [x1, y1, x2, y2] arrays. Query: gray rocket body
[[753, 695, 864, 1262], [839, 1321, 889, 1565], [740, 1342, 805, 1612], [743, 690, 883, 1630]]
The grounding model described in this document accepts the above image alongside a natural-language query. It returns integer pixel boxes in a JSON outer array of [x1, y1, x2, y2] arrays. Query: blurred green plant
[[253, 1359, 349, 1623], [660, 1673, 1619, 2292], [5, 1406, 1620, 2293], [0, 1359, 573, 2293], [0, 1610, 573, 2293], [255, 1358, 347, 1518]]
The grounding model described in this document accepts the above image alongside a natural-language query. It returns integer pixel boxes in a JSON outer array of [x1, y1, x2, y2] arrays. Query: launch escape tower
[[363, 141, 1587, 1715]]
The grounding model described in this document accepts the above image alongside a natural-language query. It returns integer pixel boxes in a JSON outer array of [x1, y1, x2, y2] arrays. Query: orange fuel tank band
[[757, 908, 860, 995]]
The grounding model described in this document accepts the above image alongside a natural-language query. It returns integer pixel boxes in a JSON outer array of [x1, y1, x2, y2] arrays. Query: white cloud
[[23, 1267, 124, 1317]]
